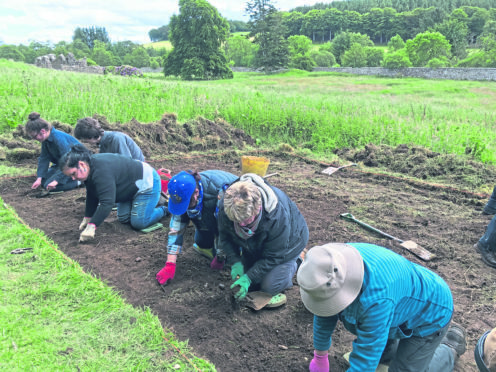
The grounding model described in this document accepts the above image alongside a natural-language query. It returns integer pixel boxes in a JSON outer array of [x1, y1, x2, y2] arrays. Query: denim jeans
[[483, 186, 496, 214], [117, 170, 167, 230], [43, 166, 79, 192], [478, 215, 496, 252], [194, 229, 216, 253], [385, 321, 455, 372], [255, 259, 298, 296]]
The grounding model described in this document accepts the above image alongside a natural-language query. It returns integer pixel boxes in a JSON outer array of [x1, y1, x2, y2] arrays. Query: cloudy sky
[[0, 0, 331, 46]]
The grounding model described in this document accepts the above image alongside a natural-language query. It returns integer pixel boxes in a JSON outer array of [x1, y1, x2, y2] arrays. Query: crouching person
[[217, 174, 309, 308], [60, 144, 168, 242], [297, 242, 466, 372], [156, 170, 238, 285]]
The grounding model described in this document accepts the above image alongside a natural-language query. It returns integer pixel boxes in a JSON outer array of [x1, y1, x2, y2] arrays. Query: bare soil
[[1, 116, 495, 371]]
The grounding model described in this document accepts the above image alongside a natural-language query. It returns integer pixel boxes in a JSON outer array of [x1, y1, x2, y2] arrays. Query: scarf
[[234, 206, 263, 240]]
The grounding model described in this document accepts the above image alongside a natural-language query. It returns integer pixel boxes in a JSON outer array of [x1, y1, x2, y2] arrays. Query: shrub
[[426, 57, 449, 67], [308, 50, 336, 67], [289, 54, 316, 71], [382, 50, 412, 68], [104, 65, 143, 77]]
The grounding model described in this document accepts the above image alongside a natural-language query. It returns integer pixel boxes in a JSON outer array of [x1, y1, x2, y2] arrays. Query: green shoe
[[192, 243, 214, 260], [264, 293, 287, 309]]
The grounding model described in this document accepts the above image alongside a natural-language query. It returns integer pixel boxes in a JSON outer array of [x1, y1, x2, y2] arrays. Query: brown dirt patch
[[1, 117, 495, 371]]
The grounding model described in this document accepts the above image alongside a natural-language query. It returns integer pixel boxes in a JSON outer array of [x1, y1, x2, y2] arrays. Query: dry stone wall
[[35, 53, 104, 74]]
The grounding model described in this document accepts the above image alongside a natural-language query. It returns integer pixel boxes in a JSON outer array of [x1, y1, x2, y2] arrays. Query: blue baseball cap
[[167, 171, 196, 215]]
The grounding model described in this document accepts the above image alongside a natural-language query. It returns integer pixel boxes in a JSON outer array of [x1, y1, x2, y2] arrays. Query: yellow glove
[[79, 217, 91, 231], [79, 224, 96, 242]]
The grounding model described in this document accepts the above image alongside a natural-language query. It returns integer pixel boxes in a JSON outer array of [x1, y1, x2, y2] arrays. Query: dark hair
[[186, 170, 201, 203], [59, 144, 93, 171], [74, 117, 104, 140], [25, 112, 51, 133]]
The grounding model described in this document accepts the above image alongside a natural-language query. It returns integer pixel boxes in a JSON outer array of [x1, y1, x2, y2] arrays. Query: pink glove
[[156, 262, 176, 285], [309, 351, 329, 372], [210, 256, 224, 270]]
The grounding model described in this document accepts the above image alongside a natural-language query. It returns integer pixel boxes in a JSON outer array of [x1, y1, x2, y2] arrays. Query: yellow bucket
[[241, 156, 270, 177]]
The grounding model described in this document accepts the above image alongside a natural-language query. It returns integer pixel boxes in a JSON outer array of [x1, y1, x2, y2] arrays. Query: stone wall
[[35, 53, 104, 75]]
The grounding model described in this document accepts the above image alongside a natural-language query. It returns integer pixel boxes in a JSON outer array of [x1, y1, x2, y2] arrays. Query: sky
[[0, 0, 333, 46]]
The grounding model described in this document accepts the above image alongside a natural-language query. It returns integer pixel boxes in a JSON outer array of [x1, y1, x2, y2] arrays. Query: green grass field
[[2, 59, 495, 162]]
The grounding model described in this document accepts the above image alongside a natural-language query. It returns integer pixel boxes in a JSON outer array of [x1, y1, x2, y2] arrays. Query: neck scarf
[[234, 206, 262, 240], [187, 180, 203, 220]]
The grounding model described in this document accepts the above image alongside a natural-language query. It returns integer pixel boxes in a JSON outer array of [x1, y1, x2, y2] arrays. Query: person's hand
[[79, 217, 91, 231], [31, 178, 42, 189], [230, 261, 244, 280], [230, 274, 251, 300], [309, 350, 329, 372], [156, 262, 176, 285], [46, 180, 58, 191], [210, 256, 224, 270], [79, 223, 96, 242]]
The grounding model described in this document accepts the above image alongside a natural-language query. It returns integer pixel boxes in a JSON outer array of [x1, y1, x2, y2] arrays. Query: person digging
[[297, 242, 466, 372], [155, 169, 238, 286], [217, 175, 309, 310]]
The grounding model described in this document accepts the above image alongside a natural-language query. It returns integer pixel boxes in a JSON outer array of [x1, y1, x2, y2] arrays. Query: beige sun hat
[[297, 243, 364, 317]]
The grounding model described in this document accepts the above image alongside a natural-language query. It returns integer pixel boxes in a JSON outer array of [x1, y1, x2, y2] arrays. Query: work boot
[[474, 243, 496, 268], [441, 322, 466, 359], [475, 328, 496, 372], [264, 293, 287, 309], [192, 243, 214, 260]]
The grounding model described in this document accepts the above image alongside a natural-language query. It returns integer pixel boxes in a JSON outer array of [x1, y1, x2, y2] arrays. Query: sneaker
[[474, 243, 496, 268], [192, 243, 214, 260], [264, 293, 287, 309], [442, 322, 467, 358]]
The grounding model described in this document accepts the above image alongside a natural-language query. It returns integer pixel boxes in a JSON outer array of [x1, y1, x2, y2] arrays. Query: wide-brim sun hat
[[297, 243, 364, 317], [167, 171, 196, 215]]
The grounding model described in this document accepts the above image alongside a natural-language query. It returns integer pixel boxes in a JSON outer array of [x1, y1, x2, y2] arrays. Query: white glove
[[79, 224, 96, 242], [79, 217, 91, 231]]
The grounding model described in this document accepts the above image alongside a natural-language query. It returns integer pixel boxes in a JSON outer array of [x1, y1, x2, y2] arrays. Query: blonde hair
[[223, 181, 262, 222]]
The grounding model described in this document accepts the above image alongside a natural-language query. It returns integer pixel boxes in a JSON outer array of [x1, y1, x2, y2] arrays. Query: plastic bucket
[[157, 168, 172, 193], [241, 156, 270, 177]]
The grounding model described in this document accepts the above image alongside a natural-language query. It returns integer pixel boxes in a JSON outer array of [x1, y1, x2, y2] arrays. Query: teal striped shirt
[[313, 243, 453, 371]]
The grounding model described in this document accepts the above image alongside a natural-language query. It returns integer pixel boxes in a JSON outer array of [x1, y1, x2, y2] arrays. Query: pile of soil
[[1, 116, 495, 371]]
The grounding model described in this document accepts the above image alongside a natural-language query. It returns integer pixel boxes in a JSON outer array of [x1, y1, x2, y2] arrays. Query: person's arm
[[309, 315, 338, 372], [347, 300, 395, 372], [36, 143, 50, 179], [156, 213, 189, 285], [87, 177, 116, 227]]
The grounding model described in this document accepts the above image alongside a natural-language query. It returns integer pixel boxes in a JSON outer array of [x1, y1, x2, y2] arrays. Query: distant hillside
[[143, 40, 172, 50]]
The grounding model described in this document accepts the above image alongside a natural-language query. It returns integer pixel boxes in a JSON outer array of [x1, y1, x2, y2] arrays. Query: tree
[[69, 39, 91, 59], [365, 47, 384, 66], [341, 42, 367, 67], [164, 0, 232, 80], [91, 40, 114, 66], [405, 31, 452, 67], [287, 35, 312, 57], [0, 45, 25, 62], [148, 25, 169, 42], [246, 0, 290, 72], [387, 34, 406, 52], [224, 34, 256, 67], [289, 54, 315, 71], [73, 26, 110, 49], [125, 47, 151, 68], [382, 49, 412, 68], [331, 31, 373, 64], [434, 19, 469, 59]]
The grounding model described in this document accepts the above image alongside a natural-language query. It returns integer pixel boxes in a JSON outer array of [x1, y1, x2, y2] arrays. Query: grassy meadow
[[1, 58, 496, 370], [2, 59, 495, 163]]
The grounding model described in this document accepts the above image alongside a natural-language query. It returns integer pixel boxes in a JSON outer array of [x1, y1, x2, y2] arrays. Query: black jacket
[[217, 181, 309, 285]]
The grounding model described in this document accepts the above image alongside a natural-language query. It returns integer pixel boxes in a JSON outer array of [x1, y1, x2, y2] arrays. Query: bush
[[382, 50, 412, 68], [426, 57, 449, 67], [289, 54, 316, 71], [86, 58, 97, 66], [308, 50, 336, 67]]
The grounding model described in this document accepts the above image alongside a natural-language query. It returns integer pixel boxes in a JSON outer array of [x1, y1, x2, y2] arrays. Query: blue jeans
[[117, 171, 167, 230], [484, 186, 496, 214], [194, 229, 216, 253], [43, 166, 79, 192], [250, 259, 297, 296], [478, 215, 496, 252], [385, 321, 455, 372]]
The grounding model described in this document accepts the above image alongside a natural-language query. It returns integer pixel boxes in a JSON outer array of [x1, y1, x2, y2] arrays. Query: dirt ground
[[1, 116, 495, 371]]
